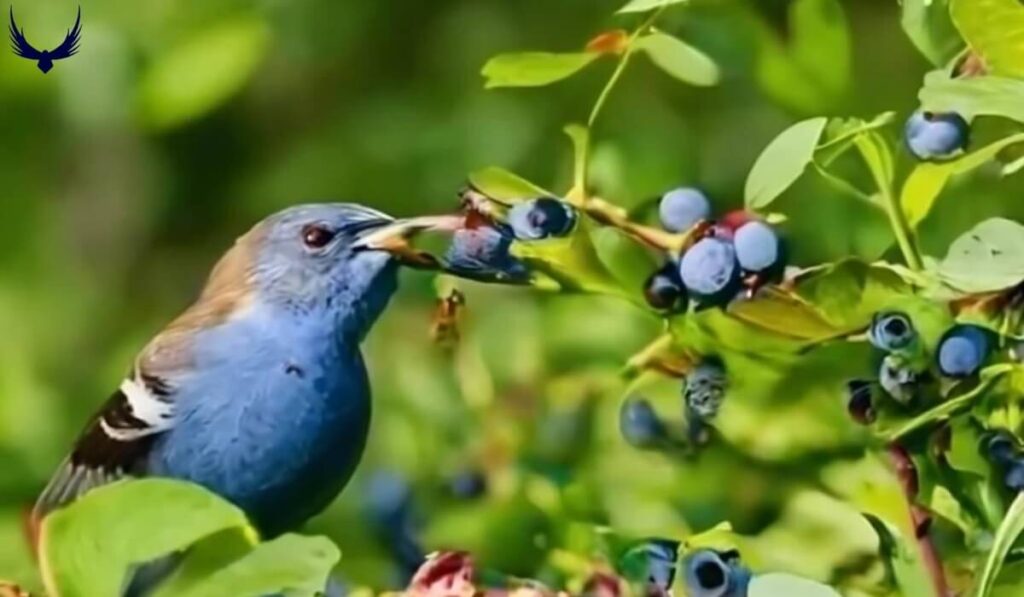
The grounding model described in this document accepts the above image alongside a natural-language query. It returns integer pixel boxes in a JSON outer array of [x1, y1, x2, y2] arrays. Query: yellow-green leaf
[[467, 167, 551, 202], [138, 18, 270, 130], [976, 492, 1024, 597], [939, 218, 1024, 293], [482, 52, 599, 89], [617, 0, 688, 14], [744, 117, 828, 209], [951, 0, 1024, 79], [901, 133, 1024, 228], [920, 71, 1024, 123], [635, 32, 719, 87], [39, 480, 256, 597]]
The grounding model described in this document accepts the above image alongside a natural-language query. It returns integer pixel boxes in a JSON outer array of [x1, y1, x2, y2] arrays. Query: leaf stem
[[883, 186, 924, 272]]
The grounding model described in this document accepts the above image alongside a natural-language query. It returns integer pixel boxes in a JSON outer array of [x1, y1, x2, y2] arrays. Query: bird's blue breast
[[147, 302, 372, 536]]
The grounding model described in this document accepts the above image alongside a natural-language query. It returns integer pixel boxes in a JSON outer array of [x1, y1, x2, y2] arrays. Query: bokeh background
[[3, 0, 1024, 592]]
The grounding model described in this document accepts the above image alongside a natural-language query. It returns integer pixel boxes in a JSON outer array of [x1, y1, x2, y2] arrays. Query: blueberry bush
[[10, 0, 1024, 596]]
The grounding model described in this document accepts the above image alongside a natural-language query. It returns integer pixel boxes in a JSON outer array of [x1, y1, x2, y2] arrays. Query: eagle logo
[[9, 6, 82, 73]]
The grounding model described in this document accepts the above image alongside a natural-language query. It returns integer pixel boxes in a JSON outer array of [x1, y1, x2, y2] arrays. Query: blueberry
[[733, 221, 783, 274], [685, 360, 728, 420], [443, 225, 530, 284], [879, 354, 919, 405], [621, 539, 680, 591], [449, 470, 487, 499], [905, 110, 969, 161], [869, 311, 917, 352], [644, 263, 689, 312], [684, 550, 732, 597], [507, 197, 576, 240], [620, 396, 667, 449], [937, 324, 991, 378], [984, 431, 1018, 466], [678, 237, 741, 304], [1006, 460, 1024, 492], [846, 379, 875, 425], [659, 187, 711, 233]]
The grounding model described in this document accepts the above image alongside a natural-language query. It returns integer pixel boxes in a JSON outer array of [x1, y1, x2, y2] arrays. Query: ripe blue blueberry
[[846, 379, 875, 425], [905, 110, 969, 161], [869, 311, 916, 352], [644, 263, 689, 312], [733, 221, 782, 274], [507, 197, 576, 240], [984, 431, 1018, 467], [443, 225, 530, 284], [937, 324, 991, 378], [624, 539, 680, 592], [659, 187, 712, 233], [678, 237, 741, 304], [1006, 460, 1024, 493], [879, 354, 919, 405], [620, 396, 667, 449], [685, 360, 728, 420]]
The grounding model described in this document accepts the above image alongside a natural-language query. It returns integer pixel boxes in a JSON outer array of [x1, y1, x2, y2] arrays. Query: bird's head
[[204, 203, 400, 342]]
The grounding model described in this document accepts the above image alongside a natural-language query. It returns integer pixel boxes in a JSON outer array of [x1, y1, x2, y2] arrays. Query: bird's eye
[[301, 224, 336, 249]]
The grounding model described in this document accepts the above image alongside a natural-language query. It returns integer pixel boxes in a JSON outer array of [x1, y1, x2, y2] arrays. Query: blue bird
[[34, 204, 402, 538], [9, 6, 82, 74]]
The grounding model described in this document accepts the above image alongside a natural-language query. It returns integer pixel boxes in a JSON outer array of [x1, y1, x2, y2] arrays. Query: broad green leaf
[[744, 117, 828, 209], [854, 131, 896, 191], [154, 534, 340, 597], [727, 287, 847, 343], [977, 492, 1024, 597], [748, 573, 841, 597], [948, 418, 989, 477], [753, 0, 851, 113], [900, 0, 963, 66], [635, 33, 719, 87], [511, 219, 627, 296], [951, 0, 1024, 78], [920, 71, 1024, 123], [617, 0, 688, 14], [481, 52, 599, 89], [939, 218, 1024, 293], [817, 112, 897, 165], [467, 167, 551, 202], [138, 18, 270, 130], [39, 479, 255, 597], [901, 133, 1024, 228], [862, 514, 937, 597], [564, 124, 590, 201]]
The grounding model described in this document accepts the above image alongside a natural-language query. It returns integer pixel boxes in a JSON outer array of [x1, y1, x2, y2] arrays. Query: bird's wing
[[50, 7, 81, 60], [8, 7, 41, 59]]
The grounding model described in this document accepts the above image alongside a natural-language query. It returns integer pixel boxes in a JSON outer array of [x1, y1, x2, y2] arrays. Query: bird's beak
[[352, 214, 464, 268]]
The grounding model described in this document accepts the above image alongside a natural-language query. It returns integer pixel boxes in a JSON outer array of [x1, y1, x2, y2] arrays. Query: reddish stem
[[887, 444, 950, 597]]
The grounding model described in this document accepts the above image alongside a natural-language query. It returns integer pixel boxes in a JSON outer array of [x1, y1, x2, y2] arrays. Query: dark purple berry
[[644, 263, 689, 312], [507, 197, 576, 240], [846, 379, 875, 425], [620, 397, 667, 449], [443, 225, 530, 284]]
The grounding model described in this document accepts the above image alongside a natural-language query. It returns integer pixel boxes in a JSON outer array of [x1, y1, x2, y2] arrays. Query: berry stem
[[888, 445, 950, 597]]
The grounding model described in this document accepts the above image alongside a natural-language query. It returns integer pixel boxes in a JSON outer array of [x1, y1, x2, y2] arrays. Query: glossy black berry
[[644, 263, 689, 312]]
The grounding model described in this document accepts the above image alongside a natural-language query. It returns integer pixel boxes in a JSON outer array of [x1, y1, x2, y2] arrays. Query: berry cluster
[[845, 311, 996, 422], [643, 188, 786, 313], [984, 431, 1024, 493], [442, 195, 578, 284]]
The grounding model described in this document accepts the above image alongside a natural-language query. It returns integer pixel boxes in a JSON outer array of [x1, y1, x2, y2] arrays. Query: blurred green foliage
[[5, 0, 1024, 594]]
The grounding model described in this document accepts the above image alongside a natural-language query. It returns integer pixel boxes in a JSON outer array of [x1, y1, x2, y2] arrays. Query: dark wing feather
[[50, 6, 81, 59], [33, 372, 174, 519], [8, 7, 41, 59]]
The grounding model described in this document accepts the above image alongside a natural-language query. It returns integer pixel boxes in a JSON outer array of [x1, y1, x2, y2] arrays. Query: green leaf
[[727, 287, 848, 343], [635, 33, 719, 87], [854, 131, 896, 191], [153, 534, 340, 597], [901, 133, 1024, 229], [748, 573, 841, 597], [39, 479, 255, 597], [481, 52, 599, 89], [920, 71, 1024, 123], [900, 0, 963, 66], [817, 112, 897, 165], [977, 492, 1024, 597], [138, 18, 270, 130], [948, 418, 990, 477], [564, 124, 590, 200], [939, 218, 1024, 293], [616, 0, 688, 14], [744, 117, 828, 209], [467, 167, 551, 202], [753, 0, 851, 113], [862, 514, 937, 597], [511, 219, 627, 296], [951, 0, 1024, 79]]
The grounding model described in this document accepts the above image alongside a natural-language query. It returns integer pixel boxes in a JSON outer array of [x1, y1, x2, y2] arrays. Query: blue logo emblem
[[9, 6, 81, 73]]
